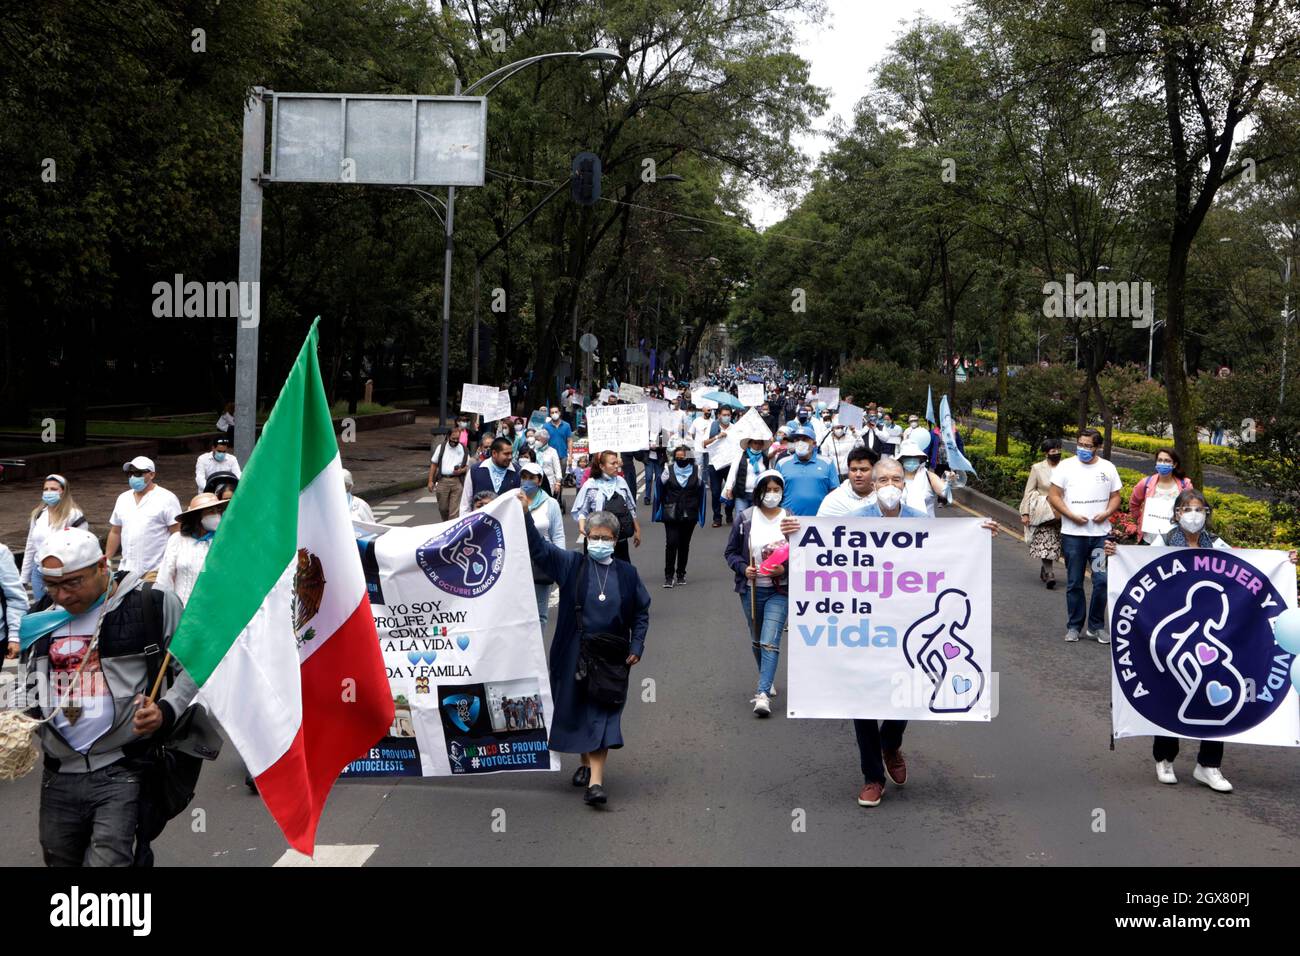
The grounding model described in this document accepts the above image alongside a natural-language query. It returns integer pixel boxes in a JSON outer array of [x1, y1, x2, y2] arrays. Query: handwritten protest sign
[[585, 403, 650, 452], [460, 383, 500, 415], [738, 383, 765, 407]]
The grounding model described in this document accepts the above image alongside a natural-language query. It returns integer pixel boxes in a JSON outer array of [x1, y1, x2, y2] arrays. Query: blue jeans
[[1061, 533, 1108, 632], [732, 495, 752, 514], [40, 762, 144, 867], [534, 582, 553, 631], [740, 589, 787, 695]]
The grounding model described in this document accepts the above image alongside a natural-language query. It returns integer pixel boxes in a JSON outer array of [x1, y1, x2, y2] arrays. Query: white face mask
[[833, 427, 845, 437], [761, 491, 783, 508], [795, 441, 812, 458], [201, 514, 222, 532], [1178, 510, 1207, 533], [876, 485, 904, 511], [550, 413, 560, 421]]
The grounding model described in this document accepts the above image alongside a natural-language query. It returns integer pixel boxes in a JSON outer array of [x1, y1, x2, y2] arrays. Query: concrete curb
[[954, 485, 1021, 530], [356, 478, 427, 504]]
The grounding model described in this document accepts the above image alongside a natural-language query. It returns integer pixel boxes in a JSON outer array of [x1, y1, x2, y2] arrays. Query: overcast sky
[[745, 0, 963, 228]]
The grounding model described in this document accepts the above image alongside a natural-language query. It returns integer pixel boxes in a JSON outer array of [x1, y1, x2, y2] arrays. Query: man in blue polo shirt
[[776, 426, 838, 516], [542, 405, 572, 468]]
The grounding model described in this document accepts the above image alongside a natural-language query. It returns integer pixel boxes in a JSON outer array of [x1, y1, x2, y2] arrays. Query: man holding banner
[[1104, 488, 1298, 794], [780, 457, 1000, 808]]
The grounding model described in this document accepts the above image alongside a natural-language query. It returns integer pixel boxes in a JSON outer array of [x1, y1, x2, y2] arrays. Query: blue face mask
[[129, 475, 148, 492], [42, 491, 62, 506], [214, 451, 227, 461], [588, 540, 615, 562], [1155, 462, 1173, 476], [521, 480, 539, 495], [1076, 448, 1095, 463]]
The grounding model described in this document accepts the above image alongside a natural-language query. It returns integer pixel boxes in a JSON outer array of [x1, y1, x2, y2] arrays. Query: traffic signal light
[[571, 151, 601, 206]]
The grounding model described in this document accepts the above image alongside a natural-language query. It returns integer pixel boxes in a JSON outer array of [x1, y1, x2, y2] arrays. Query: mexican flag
[[170, 319, 393, 856]]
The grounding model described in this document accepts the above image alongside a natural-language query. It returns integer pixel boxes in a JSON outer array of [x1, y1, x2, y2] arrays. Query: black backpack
[[601, 488, 636, 541]]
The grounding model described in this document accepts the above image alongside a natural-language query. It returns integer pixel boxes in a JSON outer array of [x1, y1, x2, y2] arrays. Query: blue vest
[[470, 462, 520, 498]]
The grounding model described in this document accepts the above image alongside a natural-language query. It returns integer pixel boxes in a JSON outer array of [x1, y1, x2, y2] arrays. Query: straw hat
[[177, 492, 230, 519]]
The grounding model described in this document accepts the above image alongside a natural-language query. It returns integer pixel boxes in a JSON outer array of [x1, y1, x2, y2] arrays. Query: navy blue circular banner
[[1112, 549, 1292, 738], [416, 512, 506, 598]]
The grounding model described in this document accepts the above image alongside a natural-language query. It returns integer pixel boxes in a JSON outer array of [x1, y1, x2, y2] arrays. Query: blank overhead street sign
[[269, 93, 487, 187]]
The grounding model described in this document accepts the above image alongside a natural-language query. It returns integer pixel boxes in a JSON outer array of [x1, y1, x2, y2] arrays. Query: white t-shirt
[[110, 485, 182, 573], [431, 441, 466, 475], [689, 416, 715, 458], [195, 450, 241, 491], [817, 480, 875, 516], [904, 467, 938, 518], [1051, 455, 1123, 537], [748, 507, 788, 588], [48, 604, 113, 753]]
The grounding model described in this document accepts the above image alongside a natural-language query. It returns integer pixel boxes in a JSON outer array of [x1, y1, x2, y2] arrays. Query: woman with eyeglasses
[[1104, 488, 1298, 793]]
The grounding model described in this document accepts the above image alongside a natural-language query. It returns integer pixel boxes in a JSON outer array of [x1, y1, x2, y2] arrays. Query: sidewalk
[[0, 419, 439, 564]]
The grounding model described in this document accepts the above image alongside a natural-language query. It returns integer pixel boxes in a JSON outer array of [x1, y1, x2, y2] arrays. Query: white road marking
[[380, 514, 412, 525], [415, 495, 438, 503], [274, 844, 378, 867]]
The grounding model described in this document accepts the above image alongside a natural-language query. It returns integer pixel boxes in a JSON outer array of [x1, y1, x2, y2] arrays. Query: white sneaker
[[1155, 760, 1177, 785], [751, 692, 771, 717], [1065, 629, 1080, 642], [1193, 764, 1233, 793], [768, 682, 778, 698], [1089, 627, 1111, 645]]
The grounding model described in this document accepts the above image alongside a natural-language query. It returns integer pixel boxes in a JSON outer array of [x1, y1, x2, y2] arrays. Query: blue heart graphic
[[1206, 681, 1232, 707], [406, 650, 421, 665], [952, 675, 972, 694], [421, 650, 437, 664], [456, 635, 470, 651]]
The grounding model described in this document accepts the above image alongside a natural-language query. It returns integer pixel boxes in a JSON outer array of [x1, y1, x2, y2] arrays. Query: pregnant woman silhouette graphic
[[1148, 581, 1246, 727], [903, 589, 985, 714]]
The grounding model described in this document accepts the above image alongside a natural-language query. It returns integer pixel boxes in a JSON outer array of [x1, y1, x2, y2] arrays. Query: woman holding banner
[[1104, 489, 1297, 793], [724, 471, 790, 717], [521, 500, 651, 807]]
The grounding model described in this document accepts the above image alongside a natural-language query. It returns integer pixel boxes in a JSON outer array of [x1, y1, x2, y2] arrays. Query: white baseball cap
[[519, 461, 544, 477], [123, 456, 156, 472], [37, 528, 103, 577]]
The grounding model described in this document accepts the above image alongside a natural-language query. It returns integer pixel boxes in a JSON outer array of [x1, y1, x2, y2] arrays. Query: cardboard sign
[[585, 403, 650, 452], [817, 387, 840, 407], [738, 383, 765, 407], [460, 383, 500, 415]]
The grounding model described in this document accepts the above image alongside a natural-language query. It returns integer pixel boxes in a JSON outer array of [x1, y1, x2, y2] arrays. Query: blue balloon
[[1292, 654, 1300, 695], [911, 429, 931, 453], [1276, 606, 1300, 655]]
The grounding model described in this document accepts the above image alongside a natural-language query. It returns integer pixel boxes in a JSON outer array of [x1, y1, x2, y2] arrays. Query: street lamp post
[[439, 48, 621, 421], [1146, 317, 1166, 381]]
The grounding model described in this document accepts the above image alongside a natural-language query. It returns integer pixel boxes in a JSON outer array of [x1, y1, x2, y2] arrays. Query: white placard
[[837, 403, 864, 431], [788, 517, 993, 721], [738, 383, 765, 407], [729, 407, 773, 444], [817, 387, 840, 407], [663, 387, 680, 401], [459, 383, 500, 415], [645, 398, 670, 442], [585, 403, 650, 452], [618, 382, 645, 403], [706, 431, 741, 470], [481, 388, 512, 423], [695, 397, 719, 410]]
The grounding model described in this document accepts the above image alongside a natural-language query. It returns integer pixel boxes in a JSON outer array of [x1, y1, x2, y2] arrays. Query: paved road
[[2, 470, 1296, 866]]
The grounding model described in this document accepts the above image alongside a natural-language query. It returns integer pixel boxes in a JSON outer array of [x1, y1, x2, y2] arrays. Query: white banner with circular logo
[[1108, 546, 1300, 747]]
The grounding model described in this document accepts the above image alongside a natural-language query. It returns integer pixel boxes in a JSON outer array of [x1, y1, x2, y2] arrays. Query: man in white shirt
[[1047, 427, 1123, 644], [816, 446, 879, 516], [819, 422, 860, 479], [689, 408, 715, 467], [902, 415, 925, 445], [194, 435, 242, 491], [874, 413, 903, 457], [427, 425, 469, 522], [105, 456, 181, 574]]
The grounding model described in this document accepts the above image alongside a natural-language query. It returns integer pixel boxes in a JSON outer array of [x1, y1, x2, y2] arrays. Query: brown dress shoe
[[883, 749, 907, 786], [857, 782, 884, 807]]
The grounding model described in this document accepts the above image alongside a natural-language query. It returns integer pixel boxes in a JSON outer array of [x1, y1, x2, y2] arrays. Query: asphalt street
[[1, 467, 1296, 866]]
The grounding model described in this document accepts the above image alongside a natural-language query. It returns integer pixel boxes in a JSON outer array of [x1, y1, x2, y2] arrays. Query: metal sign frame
[[265, 92, 487, 187]]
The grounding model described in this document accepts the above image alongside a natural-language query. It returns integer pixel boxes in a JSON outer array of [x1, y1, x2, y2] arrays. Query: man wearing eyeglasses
[[20, 528, 198, 867], [104, 456, 181, 576]]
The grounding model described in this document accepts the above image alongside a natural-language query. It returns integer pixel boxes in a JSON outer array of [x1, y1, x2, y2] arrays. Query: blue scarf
[[527, 487, 550, 512], [19, 589, 108, 652], [746, 449, 764, 469], [486, 460, 508, 491], [1164, 527, 1218, 548], [673, 462, 694, 483]]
